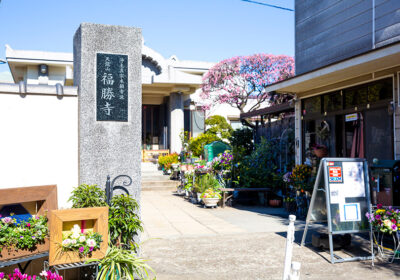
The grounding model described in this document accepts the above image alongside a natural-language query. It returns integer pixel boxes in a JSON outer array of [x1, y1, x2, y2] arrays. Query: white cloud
[[0, 71, 13, 83]]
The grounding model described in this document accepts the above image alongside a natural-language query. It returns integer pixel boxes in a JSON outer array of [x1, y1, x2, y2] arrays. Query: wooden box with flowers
[[49, 207, 108, 266], [0, 185, 57, 261]]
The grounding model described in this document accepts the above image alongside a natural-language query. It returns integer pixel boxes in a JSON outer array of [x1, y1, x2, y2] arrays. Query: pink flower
[[26, 223, 31, 227], [79, 246, 85, 253]]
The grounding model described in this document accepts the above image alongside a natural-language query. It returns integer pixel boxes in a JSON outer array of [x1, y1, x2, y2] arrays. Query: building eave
[[264, 41, 400, 96]]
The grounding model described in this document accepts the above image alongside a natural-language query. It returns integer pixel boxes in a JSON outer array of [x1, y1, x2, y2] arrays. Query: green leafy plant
[[230, 127, 254, 157], [238, 138, 281, 188], [0, 214, 48, 253], [184, 172, 193, 191], [194, 173, 220, 193], [109, 195, 143, 250], [69, 184, 107, 208], [89, 246, 155, 280], [189, 133, 220, 157]]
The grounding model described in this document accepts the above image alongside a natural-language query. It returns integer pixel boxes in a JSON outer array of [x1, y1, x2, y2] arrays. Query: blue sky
[[0, 0, 294, 81]]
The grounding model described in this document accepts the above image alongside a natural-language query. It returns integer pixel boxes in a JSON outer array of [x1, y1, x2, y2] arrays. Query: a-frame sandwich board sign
[[301, 158, 374, 264]]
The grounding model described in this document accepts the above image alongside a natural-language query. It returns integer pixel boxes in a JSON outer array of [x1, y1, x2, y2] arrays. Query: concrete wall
[[295, 0, 400, 75], [0, 84, 78, 208]]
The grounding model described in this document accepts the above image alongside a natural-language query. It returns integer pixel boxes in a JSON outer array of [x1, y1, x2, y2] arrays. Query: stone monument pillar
[[73, 23, 142, 201]]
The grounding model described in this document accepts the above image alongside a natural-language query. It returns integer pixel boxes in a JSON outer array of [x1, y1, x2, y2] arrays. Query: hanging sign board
[[301, 158, 373, 264], [345, 113, 358, 122]]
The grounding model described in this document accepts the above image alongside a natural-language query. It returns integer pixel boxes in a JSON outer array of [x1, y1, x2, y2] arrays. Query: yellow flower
[[376, 209, 386, 215]]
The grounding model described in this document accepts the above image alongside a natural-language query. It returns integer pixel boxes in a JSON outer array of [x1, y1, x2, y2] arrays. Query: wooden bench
[[220, 187, 271, 208]]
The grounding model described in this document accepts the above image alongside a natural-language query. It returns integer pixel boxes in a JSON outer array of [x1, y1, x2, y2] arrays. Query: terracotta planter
[[313, 147, 328, 158], [269, 199, 282, 207], [0, 238, 49, 262], [203, 198, 220, 207]]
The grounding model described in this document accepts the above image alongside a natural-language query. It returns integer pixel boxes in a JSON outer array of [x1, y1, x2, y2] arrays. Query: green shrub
[[205, 115, 233, 140], [68, 184, 107, 208], [109, 194, 142, 250], [68, 185, 142, 251], [229, 127, 254, 156], [239, 138, 281, 188], [189, 133, 220, 157]]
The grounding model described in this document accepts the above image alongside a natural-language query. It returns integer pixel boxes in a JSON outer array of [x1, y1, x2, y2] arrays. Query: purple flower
[[376, 214, 381, 220], [392, 224, 397, 230], [0, 272, 4, 279], [20, 236, 24, 239], [89, 246, 93, 252], [79, 246, 85, 253], [32, 236, 36, 240], [2, 217, 13, 224]]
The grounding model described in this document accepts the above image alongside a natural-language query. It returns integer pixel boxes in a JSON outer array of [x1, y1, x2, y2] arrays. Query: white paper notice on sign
[[340, 203, 361, 222], [330, 184, 340, 204], [341, 162, 365, 198]]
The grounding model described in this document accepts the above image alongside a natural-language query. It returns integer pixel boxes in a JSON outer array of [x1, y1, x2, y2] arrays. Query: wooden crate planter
[[0, 185, 58, 261], [49, 207, 109, 266]]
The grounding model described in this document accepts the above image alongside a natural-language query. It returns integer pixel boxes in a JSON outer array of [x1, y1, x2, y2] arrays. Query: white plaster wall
[[0, 93, 78, 208], [48, 66, 67, 85]]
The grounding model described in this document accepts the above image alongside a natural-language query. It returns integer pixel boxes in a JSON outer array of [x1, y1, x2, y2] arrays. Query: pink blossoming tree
[[201, 54, 295, 114]]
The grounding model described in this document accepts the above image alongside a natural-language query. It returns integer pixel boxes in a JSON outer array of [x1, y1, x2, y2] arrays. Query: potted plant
[[312, 144, 328, 158], [366, 204, 400, 261], [48, 206, 109, 266], [194, 173, 220, 204], [201, 189, 221, 208], [0, 214, 49, 261], [88, 246, 154, 280], [0, 185, 57, 261]]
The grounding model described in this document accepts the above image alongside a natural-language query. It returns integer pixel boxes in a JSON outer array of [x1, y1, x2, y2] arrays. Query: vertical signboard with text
[[96, 53, 128, 121]]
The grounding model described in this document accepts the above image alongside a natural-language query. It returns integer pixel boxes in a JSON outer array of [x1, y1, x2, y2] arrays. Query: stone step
[[141, 180, 180, 191], [142, 175, 171, 182]]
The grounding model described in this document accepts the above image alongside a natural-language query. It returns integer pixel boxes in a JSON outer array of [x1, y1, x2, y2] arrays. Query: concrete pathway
[[141, 191, 400, 280]]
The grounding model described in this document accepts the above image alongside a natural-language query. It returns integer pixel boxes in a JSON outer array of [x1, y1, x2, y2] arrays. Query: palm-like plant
[[89, 246, 155, 280]]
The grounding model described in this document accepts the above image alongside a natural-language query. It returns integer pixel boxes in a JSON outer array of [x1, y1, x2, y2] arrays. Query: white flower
[[62, 239, 71, 246], [71, 232, 80, 239], [86, 239, 96, 247], [71, 239, 77, 244], [71, 224, 81, 234], [40, 271, 47, 277], [79, 235, 86, 242]]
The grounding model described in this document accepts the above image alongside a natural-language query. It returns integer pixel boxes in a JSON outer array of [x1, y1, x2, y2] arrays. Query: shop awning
[[264, 42, 400, 96]]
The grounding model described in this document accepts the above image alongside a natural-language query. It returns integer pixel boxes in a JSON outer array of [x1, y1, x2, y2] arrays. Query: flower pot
[[203, 198, 220, 207], [374, 231, 400, 262], [0, 237, 49, 262], [313, 147, 328, 158], [269, 199, 282, 207]]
